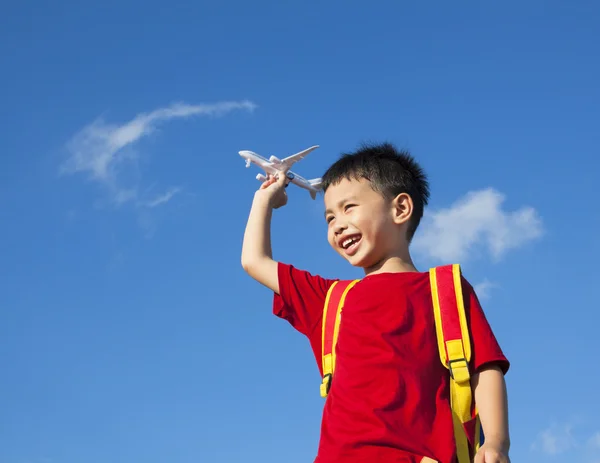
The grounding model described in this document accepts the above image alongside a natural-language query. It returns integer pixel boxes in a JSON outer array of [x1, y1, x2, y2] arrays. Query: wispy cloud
[[530, 421, 600, 461], [588, 432, 600, 449], [531, 423, 577, 455], [474, 279, 496, 300], [142, 186, 182, 208], [60, 100, 256, 207], [412, 188, 543, 262]]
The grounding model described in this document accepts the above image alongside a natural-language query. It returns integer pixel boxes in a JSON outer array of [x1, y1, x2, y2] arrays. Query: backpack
[[319, 264, 482, 463]]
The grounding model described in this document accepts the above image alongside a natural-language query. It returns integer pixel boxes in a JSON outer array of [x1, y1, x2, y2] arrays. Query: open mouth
[[339, 234, 362, 254]]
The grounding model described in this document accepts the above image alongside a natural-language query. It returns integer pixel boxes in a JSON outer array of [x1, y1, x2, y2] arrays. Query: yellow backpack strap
[[430, 264, 479, 463], [320, 279, 359, 398]]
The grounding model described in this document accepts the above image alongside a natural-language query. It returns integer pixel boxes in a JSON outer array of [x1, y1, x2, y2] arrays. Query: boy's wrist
[[253, 191, 275, 210], [483, 434, 510, 452]]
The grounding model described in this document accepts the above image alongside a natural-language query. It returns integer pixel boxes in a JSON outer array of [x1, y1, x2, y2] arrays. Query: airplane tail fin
[[309, 178, 322, 200], [309, 178, 322, 188]]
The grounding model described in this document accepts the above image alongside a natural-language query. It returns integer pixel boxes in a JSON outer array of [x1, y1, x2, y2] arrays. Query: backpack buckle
[[320, 373, 332, 398], [448, 358, 470, 383]]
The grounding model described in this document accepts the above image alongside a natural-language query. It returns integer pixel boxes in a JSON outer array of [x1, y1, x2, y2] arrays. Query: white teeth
[[341, 236, 359, 248]]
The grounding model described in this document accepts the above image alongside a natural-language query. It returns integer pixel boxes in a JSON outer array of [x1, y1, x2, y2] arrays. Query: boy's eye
[[326, 216, 334, 224], [344, 204, 356, 211]]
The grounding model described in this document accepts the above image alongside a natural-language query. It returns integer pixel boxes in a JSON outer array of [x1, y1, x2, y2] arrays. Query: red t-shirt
[[273, 263, 509, 463]]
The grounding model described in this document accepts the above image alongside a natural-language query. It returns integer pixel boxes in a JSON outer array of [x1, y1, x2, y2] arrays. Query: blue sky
[[1, 1, 599, 462]]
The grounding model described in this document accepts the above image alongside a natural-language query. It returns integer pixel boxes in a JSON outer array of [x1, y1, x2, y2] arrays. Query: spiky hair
[[321, 142, 430, 241]]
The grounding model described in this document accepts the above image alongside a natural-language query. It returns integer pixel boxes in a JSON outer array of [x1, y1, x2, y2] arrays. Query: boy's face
[[324, 177, 405, 271]]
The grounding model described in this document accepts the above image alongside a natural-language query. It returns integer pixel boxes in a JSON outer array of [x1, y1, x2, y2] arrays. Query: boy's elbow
[[240, 257, 279, 294], [241, 256, 255, 275], [240, 246, 254, 272], [240, 257, 262, 279]]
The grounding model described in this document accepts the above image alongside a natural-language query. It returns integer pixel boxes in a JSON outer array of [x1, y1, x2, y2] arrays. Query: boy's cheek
[[328, 240, 345, 257], [326, 232, 336, 249]]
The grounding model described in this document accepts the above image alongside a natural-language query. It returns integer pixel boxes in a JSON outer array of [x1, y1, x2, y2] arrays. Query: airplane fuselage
[[239, 149, 321, 199]]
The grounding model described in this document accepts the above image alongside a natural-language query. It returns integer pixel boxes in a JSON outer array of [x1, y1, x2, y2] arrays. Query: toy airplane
[[239, 145, 322, 199]]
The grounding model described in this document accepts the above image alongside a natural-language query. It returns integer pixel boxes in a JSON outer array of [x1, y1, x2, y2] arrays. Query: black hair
[[321, 142, 430, 241]]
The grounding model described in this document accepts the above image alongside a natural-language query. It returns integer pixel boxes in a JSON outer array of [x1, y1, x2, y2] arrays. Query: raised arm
[[241, 173, 288, 294]]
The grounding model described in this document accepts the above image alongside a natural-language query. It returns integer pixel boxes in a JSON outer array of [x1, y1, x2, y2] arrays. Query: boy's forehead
[[323, 177, 375, 207]]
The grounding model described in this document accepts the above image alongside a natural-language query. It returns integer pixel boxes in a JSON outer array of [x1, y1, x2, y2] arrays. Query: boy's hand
[[474, 440, 510, 463], [255, 172, 289, 209]]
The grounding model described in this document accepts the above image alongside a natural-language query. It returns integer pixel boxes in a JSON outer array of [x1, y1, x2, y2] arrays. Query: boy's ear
[[391, 193, 413, 225]]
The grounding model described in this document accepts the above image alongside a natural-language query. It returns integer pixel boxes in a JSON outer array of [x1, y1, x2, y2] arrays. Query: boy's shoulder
[[342, 266, 478, 303], [282, 263, 479, 307]]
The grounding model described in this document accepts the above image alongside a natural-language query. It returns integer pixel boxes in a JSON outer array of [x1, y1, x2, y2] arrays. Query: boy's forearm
[[242, 194, 273, 262], [241, 194, 279, 293], [472, 365, 510, 450]]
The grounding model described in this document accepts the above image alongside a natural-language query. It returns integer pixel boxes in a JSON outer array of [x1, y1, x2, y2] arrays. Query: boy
[[241, 142, 510, 463]]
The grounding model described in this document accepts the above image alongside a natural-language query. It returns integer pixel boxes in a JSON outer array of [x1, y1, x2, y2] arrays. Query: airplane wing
[[281, 145, 319, 167]]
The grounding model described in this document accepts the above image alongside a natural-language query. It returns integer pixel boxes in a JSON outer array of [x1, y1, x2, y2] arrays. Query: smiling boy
[[241, 142, 511, 463]]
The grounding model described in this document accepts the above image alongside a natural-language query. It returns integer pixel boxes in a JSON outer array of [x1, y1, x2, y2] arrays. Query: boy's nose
[[333, 221, 347, 234]]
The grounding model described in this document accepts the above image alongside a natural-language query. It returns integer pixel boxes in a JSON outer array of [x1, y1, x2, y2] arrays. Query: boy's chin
[[344, 250, 389, 272], [342, 252, 374, 269], [334, 244, 376, 268]]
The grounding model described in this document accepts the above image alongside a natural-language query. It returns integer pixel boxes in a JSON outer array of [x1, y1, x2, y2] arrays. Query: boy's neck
[[363, 251, 419, 276]]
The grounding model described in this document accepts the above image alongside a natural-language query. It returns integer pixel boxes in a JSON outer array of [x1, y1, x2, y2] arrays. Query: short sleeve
[[273, 262, 335, 338], [463, 278, 510, 375]]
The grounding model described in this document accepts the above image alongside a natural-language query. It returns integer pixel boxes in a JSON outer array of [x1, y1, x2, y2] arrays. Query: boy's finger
[[260, 176, 274, 189], [280, 172, 292, 187]]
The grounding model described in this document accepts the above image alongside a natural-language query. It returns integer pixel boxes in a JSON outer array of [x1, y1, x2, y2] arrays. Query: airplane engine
[[269, 155, 281, 163], [256, 173, 267, 182]]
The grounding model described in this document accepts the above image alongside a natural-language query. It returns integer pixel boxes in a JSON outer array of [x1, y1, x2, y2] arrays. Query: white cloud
[[531, 423, 577, 455], [412, 188, 543, 262], [588, 432, 600, 449], [143, 186, 182, 208], [530, 421, 600, 462], [474, 279, 496, 300], [60, 100, 256, 206]]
